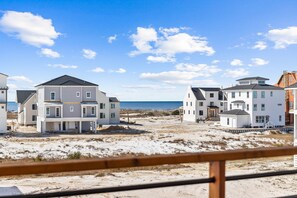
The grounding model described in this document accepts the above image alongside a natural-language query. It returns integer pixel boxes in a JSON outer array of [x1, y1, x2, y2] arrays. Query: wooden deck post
[[209, 161, 225, 198]]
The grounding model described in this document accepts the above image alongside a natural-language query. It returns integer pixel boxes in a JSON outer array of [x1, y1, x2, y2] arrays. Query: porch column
[[60, 121, 63, 131], [79, 121, 82, 133]]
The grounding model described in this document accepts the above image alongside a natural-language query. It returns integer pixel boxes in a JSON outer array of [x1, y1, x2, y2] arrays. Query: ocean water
[[7, 101, 183, 112]]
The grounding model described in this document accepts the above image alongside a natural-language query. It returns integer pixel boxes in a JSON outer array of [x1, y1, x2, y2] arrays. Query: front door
[[62, 122, 66, 131]]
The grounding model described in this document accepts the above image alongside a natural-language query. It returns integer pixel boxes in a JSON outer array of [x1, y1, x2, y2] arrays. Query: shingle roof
[[16, 90, 36, 104], [285, 82, 297, 89], [109, 97, 119, 102], [223, 84, 283, 91], [36, 75, 98, 87], [220, 109, 250, 115], [191, 88, 206, 100], [0, 73, 8, 77], [236, 76, 269, 81]]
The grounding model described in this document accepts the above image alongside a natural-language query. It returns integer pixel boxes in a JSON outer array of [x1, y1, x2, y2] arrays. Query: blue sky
[[1, 0, 297, 101]]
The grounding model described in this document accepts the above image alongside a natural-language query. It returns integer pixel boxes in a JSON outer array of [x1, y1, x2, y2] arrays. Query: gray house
[[36, 75, 113, 133]]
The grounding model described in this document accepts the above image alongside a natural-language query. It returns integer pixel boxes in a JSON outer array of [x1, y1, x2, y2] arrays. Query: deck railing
[[1, 146, 297, 198]]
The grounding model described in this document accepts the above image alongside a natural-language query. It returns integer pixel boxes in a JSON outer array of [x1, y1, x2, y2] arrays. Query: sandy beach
[[0, 113, 296, 197]]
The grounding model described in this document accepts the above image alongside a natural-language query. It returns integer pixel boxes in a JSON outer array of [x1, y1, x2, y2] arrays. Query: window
[[50, 92, 56, 100], [258, 80, 265, 84], [100, 113, 105, 119], [100, 103, 105, 109], [231, 92, 235, 98], [256, 116, 265, 123], [247, 104, 249, 111], [220, 102, 223, 107], [253, 104, 257, 111], [193, 110, 195, 115], [210, 102, 214, 106], [188, 110, 190, 114], [86, 92, 91, 98], [76, 92, 80, 97], [278, 103, 283, 106], [199, 110, 203, 116], [183, 110, 185, 114], [1, 106, 4, 109], [56, 108, 60, 117], [199, 102, 203, 106], [239, 92, 241, 97], [210, 93, 214, 98], [253, 91, 257, 98], [188, 93, 190, 98], [289, 102, 293, 109], [32, 104, 37, 110], [186, 102, 188, 106], [46, 107, 50, 116], [190, 102, 192, 106], [111, 103, 116, 109], [261, 104, 265, 111], [91, 107, 95, 115], [270, 91, 273, 97], [261, 91, 265, 98], [236, 104, 239, 108], [32, 115, 36, 121], [279, 115, 282, 122], [70, 106, 74, 112], [111, 113, 115, 118], [247, 92, 249, 98], [83, 107, 86, 114], [227, 118, 229, 125], [1, 91, 4, 94]]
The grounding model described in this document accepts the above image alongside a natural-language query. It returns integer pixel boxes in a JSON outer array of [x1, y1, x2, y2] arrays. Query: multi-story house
[[220, 77, 285, 128], [16, 90, 37, 126], [0, 73, 8, 133], [32, 75, 120, 133], [275, 71, 297, 125], [183, 86, 227, 122]]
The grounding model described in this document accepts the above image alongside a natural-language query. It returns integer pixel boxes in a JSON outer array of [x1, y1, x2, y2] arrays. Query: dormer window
[[50, 92, 56, 100], [258, 80, 265, 84]]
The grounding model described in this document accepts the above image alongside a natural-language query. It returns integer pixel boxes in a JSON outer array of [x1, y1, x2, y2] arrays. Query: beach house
[[0, 73, 8, 133], [220, 77, 285, 128], [16, 75, 120, 133], [16, 90, 37, 126], [183, 86, 227, 122]]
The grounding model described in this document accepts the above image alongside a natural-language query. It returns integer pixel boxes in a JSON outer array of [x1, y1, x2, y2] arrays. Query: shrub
[[67, 151, 81, 159], [34, 154, 43, 162], [171, 110, 180, 115]]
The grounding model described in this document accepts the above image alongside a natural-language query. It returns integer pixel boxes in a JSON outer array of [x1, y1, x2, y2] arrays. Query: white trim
[[70, 106, 74, 112], [50, 91, 56, 101], [86, 92, 91, 98], [76, 91, 80, 97], [46, 107, 50, 116], [91, 107, 95, 115]]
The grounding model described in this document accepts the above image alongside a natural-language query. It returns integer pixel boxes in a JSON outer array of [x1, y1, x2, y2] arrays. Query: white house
[[16, 90, 37, 126], [220, 77, 285, 128], [285, 82, 297, 166], [0, 73, 8, 133], [183, 86, 227, 122]]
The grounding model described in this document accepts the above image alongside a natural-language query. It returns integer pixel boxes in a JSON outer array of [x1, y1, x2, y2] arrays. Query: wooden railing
[[1, 146, 297, 198]]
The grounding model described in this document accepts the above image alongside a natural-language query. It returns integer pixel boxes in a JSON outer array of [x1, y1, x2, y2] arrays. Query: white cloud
[[252, 41, 267, 50], [122, 84, 175, 89], [8, 76, 33, 83], [266, 26, 297, 49], [230, 59, 243, 66], [130, 27, 215, 62], [82, 49, 96, 59], [7, 83, 17, 89], [48, 64, 78, 69], [211, 60, 220, 64], [223, 68, 249, 78], [91, 67, 105, 73], [147, 55, 175, 63], [40, 48, 60, 58], [175, 63, 221, 77], [114, 68, 126, 73], [0, 11, 60, 47], [108, 35, 117, 43], [249, 58, 269, 66]]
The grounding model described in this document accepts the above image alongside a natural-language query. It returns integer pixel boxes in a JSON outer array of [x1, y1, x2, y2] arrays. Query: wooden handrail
[[0, 146, 296, 177]]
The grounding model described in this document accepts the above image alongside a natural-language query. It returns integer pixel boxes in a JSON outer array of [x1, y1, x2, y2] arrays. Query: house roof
[[191, 88, 206, 100], [0, 73, 8, 77], [223, 84, 283, 91], [236, 76, 269, 81], [16, 90, 36, 104], [285, 82, 297, 89], [220, 109, 250, 115], [199, 87, 221, 92], [109, 97, 119, 102], [36, 75, 98, 87], [231, 100, 245, 103]]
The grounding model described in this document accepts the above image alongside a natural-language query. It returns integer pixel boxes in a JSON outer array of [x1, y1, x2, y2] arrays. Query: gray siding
[[82, 87, 97, 101], [63, 104, 81, 117], [44, 87, 61, 101], [61, 87, 82, 102]]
